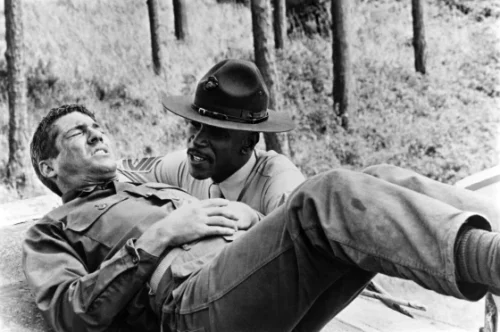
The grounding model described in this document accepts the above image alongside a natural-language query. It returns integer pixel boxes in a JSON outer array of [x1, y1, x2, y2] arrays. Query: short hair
[[30, 104, 96, 196]]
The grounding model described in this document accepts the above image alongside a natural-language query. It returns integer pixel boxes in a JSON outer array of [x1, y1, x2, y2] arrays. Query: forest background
[[0, 0, 499, 202]]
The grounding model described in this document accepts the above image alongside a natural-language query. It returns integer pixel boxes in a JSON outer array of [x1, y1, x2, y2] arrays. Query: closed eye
[[66, 128, 83, 138]]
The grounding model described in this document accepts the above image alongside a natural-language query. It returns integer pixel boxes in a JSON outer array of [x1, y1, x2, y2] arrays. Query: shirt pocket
[[148, 188, 196, 209], [65, 195, 129, 232], [123, 185, 196, 210]]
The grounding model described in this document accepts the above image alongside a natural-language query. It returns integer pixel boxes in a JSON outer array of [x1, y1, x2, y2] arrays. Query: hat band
[[192, 104, 269, 124]]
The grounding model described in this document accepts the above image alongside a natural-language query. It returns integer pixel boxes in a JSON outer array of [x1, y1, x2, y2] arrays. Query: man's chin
[[190, 172, 211, 180], [92, 163, 118, 179], [188, 164, 212, 180]]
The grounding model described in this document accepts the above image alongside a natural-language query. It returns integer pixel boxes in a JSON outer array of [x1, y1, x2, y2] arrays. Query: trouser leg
[[363, 164, 500, 229], [164, 205, 365, 332], [163, 168, 492, 331], [291, 271, 374, 332], [285, 168, 491, 299], [294, 164, 499, 331]]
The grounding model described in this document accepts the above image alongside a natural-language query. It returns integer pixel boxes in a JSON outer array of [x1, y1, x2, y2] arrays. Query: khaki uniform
[[117, 149, 306, 215], [23, 165, 498, 332]]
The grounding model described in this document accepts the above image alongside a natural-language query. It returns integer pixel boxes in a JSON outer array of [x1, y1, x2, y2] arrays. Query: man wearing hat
[[24, 104, 500, 332], [117, 59, 305, 218]]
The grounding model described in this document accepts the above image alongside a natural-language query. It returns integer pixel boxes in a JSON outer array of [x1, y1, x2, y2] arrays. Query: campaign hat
[[161, 59, 295, 132]]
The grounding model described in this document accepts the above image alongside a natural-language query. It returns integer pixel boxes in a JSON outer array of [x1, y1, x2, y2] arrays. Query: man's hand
[[225, 201, 261, 231], [164, 198, 239, 246], [137, 198, 238, 256]]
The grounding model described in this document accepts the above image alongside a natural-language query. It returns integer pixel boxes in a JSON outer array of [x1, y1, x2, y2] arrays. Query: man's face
[[48, 112, 116, 188], [186, 121, 251, 183]]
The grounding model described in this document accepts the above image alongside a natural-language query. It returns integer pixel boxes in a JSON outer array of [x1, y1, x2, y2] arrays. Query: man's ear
[[39, 160, 57, 179]]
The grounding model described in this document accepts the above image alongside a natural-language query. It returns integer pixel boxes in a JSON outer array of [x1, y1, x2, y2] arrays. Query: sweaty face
[[50, 112, 117, 189], [186, 121, 250, 183]]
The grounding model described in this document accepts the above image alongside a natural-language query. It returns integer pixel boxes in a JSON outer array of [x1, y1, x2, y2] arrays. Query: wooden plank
[[455, 165, 500, 192]]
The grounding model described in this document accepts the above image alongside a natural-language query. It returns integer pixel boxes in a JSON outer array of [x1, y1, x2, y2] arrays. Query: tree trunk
[[251, 0, 283, 153], [5, 0, 29, 192], [331, 0, 353, 129], [412, 0, 427, 74], [147, 0, 163, 75], [272, 0, 286, 49], [173, 0, 188, 40]]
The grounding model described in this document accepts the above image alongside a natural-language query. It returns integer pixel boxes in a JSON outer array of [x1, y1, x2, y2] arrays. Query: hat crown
[[161, 58, 295, 133], [194, 59, 269, 114]]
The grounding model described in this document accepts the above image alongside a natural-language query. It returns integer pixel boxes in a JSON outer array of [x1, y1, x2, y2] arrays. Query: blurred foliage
[[0, 0, 499, 201], [277, 0, 500, 181], [440, 0, 500, 20]]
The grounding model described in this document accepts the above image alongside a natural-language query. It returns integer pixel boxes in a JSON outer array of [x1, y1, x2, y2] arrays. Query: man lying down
[[23, 104, 500, 332]]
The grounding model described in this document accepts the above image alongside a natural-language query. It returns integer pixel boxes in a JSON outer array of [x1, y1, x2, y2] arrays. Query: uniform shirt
[[22, 181, 196, 332], [117, 149, 306, 216]]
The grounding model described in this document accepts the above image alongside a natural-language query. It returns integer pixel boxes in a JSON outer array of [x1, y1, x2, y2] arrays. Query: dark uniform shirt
[[22, 181, 195, 332]]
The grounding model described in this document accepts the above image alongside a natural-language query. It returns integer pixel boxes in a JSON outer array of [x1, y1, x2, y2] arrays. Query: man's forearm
[[136, 222, 174, 257]]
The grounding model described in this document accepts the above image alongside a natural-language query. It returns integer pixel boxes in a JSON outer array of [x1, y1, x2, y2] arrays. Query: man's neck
[[57, 175, 117, 196], [213, 151, 257, 201], [212, 152, 253, 184]]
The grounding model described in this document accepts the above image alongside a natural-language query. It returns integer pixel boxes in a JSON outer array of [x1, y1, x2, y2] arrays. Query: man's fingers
[[205, 206, 239, 220], [203, 225, 237, 237], [200, 198, 229, 207], [206, 216, 238, 230]]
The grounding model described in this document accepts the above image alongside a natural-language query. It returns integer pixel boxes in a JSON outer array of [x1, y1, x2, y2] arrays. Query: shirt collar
[[218, 151, 257, 201], [61, 181, 116, 203]]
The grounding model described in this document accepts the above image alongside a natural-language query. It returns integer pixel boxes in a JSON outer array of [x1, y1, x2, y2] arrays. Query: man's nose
[[87, 127, 103, 144]]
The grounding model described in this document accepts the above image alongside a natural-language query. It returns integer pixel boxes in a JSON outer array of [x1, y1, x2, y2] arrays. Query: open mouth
[[188, 150, 210, 163], [93, 148, 109, 156], [191, 155, 205, 162]]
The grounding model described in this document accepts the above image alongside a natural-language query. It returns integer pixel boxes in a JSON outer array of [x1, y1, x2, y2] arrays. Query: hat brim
[[161, 92, 295, 133]]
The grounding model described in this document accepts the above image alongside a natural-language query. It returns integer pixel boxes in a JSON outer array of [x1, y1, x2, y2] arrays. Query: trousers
[[156, 165, 498, 332]]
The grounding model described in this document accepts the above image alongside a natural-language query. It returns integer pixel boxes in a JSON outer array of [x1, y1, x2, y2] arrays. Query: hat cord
[[192, 105, 269, 124]]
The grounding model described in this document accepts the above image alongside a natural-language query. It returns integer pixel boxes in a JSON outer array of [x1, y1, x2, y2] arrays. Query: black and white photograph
[[0, 0, 499, 331]]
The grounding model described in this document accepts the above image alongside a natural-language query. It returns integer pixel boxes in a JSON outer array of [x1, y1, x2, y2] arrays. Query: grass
[[0, 0, 498, 202], [282, 1, 500, 181]]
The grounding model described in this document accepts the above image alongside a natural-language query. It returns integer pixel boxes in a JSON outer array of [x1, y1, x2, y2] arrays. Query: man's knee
[[362, 164, 427, 191], [287, 168, 368, 209], [362, 164, 398, 179], [301, 168, 358, 191]]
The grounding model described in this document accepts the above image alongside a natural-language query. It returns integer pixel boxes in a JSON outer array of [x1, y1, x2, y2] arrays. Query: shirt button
[[95, 203, 108, 210], [132, 257, 139, 264]]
